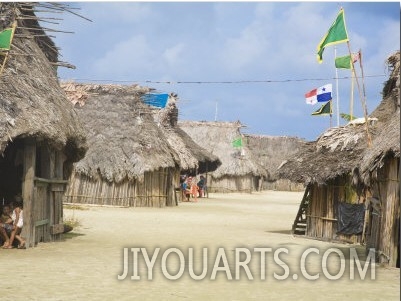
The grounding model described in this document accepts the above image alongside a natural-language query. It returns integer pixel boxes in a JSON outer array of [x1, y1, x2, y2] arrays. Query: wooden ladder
[[292, 186, 310, 235]]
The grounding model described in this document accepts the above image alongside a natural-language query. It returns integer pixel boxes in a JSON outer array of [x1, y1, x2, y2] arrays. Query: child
[[0, 204, 13, 247], [4, 200, 25, 249]]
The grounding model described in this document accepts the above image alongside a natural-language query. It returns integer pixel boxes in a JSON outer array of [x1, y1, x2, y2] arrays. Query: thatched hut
[[278, 51, 400, 262], [62, 83, 220, 207], [179, 121, 267, 193], [278, 121, 377, 243], [360, 51, 400, 267], [244, 134, 306, 191], [0, 3, 87, 248]]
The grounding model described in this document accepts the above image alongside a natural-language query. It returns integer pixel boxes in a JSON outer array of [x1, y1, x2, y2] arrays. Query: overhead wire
[[53, 74, 386, 84]]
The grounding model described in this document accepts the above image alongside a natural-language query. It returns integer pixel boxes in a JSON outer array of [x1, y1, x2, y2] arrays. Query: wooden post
[[346, 44, 372, 146], [21, 139, 36, 248]]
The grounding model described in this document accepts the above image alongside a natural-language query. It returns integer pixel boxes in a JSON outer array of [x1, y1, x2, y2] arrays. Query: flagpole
[[358, 49, 372, 146], [334, 46, 340, 127], [350, 63, 354, 120], [346, 43, 372, 146]]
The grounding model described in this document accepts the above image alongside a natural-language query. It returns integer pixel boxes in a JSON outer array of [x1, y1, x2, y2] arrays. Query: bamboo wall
[[263, 179, 305, 192], [208, 175, 256, 193], [65, 167, 178, 207], [365, 157, 400, 267], [306, 175, 364, 244]]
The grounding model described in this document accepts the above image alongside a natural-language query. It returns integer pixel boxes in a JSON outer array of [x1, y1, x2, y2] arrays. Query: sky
[[48, 1, 400, 141]]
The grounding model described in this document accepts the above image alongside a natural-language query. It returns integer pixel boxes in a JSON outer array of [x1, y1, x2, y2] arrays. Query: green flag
[[0, 27, 14, 51], [317, 8, 349, 63], [312, 101, 332, 116], [335, 52, 359, 69], [232, 137, 243, 148], [335, 55, 352, 69]]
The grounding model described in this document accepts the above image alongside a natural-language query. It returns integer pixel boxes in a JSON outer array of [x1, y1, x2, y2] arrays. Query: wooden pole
[[22, 139, 37, 248], [346, 43, 372, 147], [359, 49, 372, 146], [334, 47, 340, 127], [350, 64, 354, 120]]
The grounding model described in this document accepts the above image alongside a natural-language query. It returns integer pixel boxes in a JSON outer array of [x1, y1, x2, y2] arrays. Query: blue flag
[[141, 93, 169, 108]]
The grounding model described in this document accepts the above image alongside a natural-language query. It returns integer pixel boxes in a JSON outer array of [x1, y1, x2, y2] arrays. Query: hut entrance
[[1, 137, 67, 248], [0, 138, 24, 204]]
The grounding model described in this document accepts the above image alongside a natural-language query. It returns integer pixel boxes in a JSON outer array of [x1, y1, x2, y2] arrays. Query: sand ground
[[0, 191, 399, 301]]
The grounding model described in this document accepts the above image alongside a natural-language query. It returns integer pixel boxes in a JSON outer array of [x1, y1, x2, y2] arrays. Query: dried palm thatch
[[245, 134, 306, 181], [0, 3, 86, 162], [361, 114, 400, 183], [245, 134, 306, 191], [277, 121, 378, 185], [154, 97, 221, 174], [61, 82, 179, 183], [179, 121, 267, 180]]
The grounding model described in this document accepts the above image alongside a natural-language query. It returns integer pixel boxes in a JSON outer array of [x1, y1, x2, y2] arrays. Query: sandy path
[[0, 191, 399, 301]]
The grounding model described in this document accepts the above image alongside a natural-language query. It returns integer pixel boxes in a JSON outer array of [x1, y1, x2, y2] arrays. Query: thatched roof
[[277, 122, 378, 185], [61, 82, 183, 183], [360, 114, 400, 183], [154, 97, 221, 174], [0, 3, 87, 162], [360, 51, 400, 184], [278, 50, 400, 186], [179, 121, 267, 179], [244, 134, 306, 181]]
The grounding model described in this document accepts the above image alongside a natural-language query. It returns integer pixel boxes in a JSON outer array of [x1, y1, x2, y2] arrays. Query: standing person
[[197, 175, 206, 198], [180, 175, 188, 202], [5, 200, 25, 249], [190, 177, 198, 202]]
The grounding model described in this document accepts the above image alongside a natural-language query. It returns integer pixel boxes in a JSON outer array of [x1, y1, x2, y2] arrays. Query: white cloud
[[93, 35, 156, 77], [163, 43, 187, 68]]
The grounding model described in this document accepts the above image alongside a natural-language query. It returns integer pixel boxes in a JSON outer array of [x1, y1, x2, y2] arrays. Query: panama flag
[[305, 84, 332, 105]]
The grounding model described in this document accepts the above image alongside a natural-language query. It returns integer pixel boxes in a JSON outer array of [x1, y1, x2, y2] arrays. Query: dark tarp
[[337, 202, 365, 235]]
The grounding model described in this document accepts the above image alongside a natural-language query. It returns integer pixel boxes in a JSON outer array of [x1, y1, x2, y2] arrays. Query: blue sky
[[51, 1, 400, 141]]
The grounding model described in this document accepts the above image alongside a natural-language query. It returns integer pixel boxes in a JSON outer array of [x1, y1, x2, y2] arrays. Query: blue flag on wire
[[141, 93, 169, 108]]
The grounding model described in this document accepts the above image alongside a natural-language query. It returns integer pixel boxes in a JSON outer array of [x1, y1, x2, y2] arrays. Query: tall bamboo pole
[[334, 47, 340, 127], [350, 64, 354, 120], [346, 43, 372, 146]]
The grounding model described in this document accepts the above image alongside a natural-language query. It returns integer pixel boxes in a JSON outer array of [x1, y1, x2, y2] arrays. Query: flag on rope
[[305, 84, 332, 105], [232, 137, 243, 148], [0, 23, 16, 51], [317, 8, 349, 63], [311, 100, 332, 116], [335, 52, 360, 69], [141, 93, 169, 108]]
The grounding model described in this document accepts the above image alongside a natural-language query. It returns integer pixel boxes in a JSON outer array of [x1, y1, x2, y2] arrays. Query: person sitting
[[4, 200, 25, 249], [0, 204, 13, 248]]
